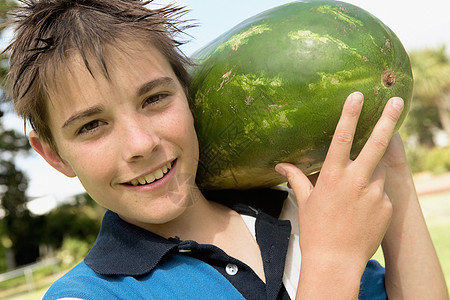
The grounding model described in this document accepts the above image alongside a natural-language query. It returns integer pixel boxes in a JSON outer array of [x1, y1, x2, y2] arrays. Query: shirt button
[[225, 263, 238, 276]]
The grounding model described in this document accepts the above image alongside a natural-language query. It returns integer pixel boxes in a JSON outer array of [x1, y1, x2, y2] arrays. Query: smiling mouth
[[127, 160, 175, 186]]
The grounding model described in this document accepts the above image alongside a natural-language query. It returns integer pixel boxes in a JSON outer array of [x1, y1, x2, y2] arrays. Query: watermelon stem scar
[[382, 70, 396, 87]]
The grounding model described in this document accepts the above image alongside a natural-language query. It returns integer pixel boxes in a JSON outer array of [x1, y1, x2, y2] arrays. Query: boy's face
[[31, 42, 200, 226]]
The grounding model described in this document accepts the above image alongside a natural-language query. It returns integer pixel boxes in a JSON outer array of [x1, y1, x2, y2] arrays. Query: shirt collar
[[84, 210, 177, 276], [84, 188, 288, 276]]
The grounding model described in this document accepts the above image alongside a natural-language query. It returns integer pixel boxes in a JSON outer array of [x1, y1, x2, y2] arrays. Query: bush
[[423, 146, 450, 174], [407, 146, 450, 174], [56, 238, 90, 267]]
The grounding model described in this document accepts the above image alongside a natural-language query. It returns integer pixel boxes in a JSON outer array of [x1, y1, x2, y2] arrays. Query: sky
[[2, 0, 450, 214]]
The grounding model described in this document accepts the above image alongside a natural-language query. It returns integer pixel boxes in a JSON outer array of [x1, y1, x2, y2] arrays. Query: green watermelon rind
[[190, 1, 413, 189]]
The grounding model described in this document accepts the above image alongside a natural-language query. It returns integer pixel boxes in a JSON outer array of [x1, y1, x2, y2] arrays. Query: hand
[[276, 92, 404, 267]]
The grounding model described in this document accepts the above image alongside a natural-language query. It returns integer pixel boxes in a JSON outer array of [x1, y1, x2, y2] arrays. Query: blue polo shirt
[[43, 188, 386, 299]]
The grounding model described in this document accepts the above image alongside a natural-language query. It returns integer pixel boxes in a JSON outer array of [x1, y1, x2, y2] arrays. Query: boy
[[3, 0, 447, 299]]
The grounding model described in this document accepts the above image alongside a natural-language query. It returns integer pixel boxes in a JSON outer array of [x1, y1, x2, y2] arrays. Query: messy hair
[[2, 0, 194, 151]]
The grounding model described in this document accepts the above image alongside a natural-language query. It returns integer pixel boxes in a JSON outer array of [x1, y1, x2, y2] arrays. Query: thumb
[[275, 163, 313, 206]]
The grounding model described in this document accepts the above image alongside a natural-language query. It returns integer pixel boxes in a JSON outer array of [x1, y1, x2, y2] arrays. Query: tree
[[0, 0, 40, 269], [42, 193, 103, 252], [401, 99, 441, 148], [0, 0, 15, 81], [408, 46, 450, 145]]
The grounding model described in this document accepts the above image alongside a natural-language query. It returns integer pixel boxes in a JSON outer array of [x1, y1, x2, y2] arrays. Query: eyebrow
[[62, 105, 104, 129], [136, 77, 176, 98], [61, 77, 177, 129]]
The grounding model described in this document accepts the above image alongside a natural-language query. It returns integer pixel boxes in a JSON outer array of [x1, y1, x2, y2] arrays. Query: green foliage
[[43, 203, 102, 250], [0, 109, 35, 268], [0, 53, 8, 81], [400, 101, 441, 147], [422, 146, 450, 174], [406, 46, 450, 145], [410, 46, 450, 100], [0, 124, 30, 152], [38, 193, 103, 263], [1, 0, 17, 83], [0, 220, 7, 271], [0, 0, 16, 25], [0, 191, 102, 272], [0, 0, 35, 270], [57, 237, 91, 267], [406, 145, 450, 174]]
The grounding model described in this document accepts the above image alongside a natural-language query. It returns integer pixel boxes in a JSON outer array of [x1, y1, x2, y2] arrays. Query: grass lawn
[[4, 286, 50, 300], [420, 190, 450, 293], [2, 272, 62, 300]]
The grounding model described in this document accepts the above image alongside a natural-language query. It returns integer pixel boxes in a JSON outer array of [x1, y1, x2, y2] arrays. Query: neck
[[136, 187, 234, 243]]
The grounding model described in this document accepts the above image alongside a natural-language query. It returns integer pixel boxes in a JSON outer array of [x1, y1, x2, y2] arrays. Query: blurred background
[[1, 0, 449, 298]]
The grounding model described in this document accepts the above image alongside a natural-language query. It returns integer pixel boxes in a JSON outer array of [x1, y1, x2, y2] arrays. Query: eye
[[143, 93, 169, 107], [77, 120, 104, 135]]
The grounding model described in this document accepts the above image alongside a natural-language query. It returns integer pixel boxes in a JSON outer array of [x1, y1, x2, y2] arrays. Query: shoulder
[[42, 261, 115, 300], [42, 260, 151, 299], [43, 256, 247, 300]]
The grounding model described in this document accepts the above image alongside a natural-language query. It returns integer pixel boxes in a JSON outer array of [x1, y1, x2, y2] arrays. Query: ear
[[29, 131, 77, 178]]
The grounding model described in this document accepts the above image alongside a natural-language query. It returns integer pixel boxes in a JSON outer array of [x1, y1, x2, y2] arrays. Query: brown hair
[[2, 0, 194, 151]]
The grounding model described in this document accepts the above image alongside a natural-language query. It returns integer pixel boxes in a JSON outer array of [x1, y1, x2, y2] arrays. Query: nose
[[120, 115, 161, 162]]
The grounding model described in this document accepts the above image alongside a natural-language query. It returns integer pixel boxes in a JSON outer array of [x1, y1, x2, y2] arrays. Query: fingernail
[[275, 164, 286, 177], [392, 97, 404, 111], [351, 92, 363, 105]]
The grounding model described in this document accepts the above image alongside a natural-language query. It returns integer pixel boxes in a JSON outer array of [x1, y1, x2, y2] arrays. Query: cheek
[[60, 142, 116, 188], [178, 111, 199, 155], [166, 102, 197, 141], [189, 126, 199, 160]]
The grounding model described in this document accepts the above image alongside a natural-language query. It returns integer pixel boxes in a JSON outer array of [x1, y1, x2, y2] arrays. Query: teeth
[[154, 169, 164, 180], [144, 173, 155, 183], [130, 161, 173, 186]]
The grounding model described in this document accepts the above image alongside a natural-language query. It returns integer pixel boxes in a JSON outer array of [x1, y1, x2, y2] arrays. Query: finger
[[323, 92, 364, 170], [275, 163, 313, 207], [355, 97, 404, 178]]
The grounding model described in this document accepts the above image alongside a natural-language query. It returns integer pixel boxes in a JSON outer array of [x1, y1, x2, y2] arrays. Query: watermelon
[[190, 0, 413, 190]]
